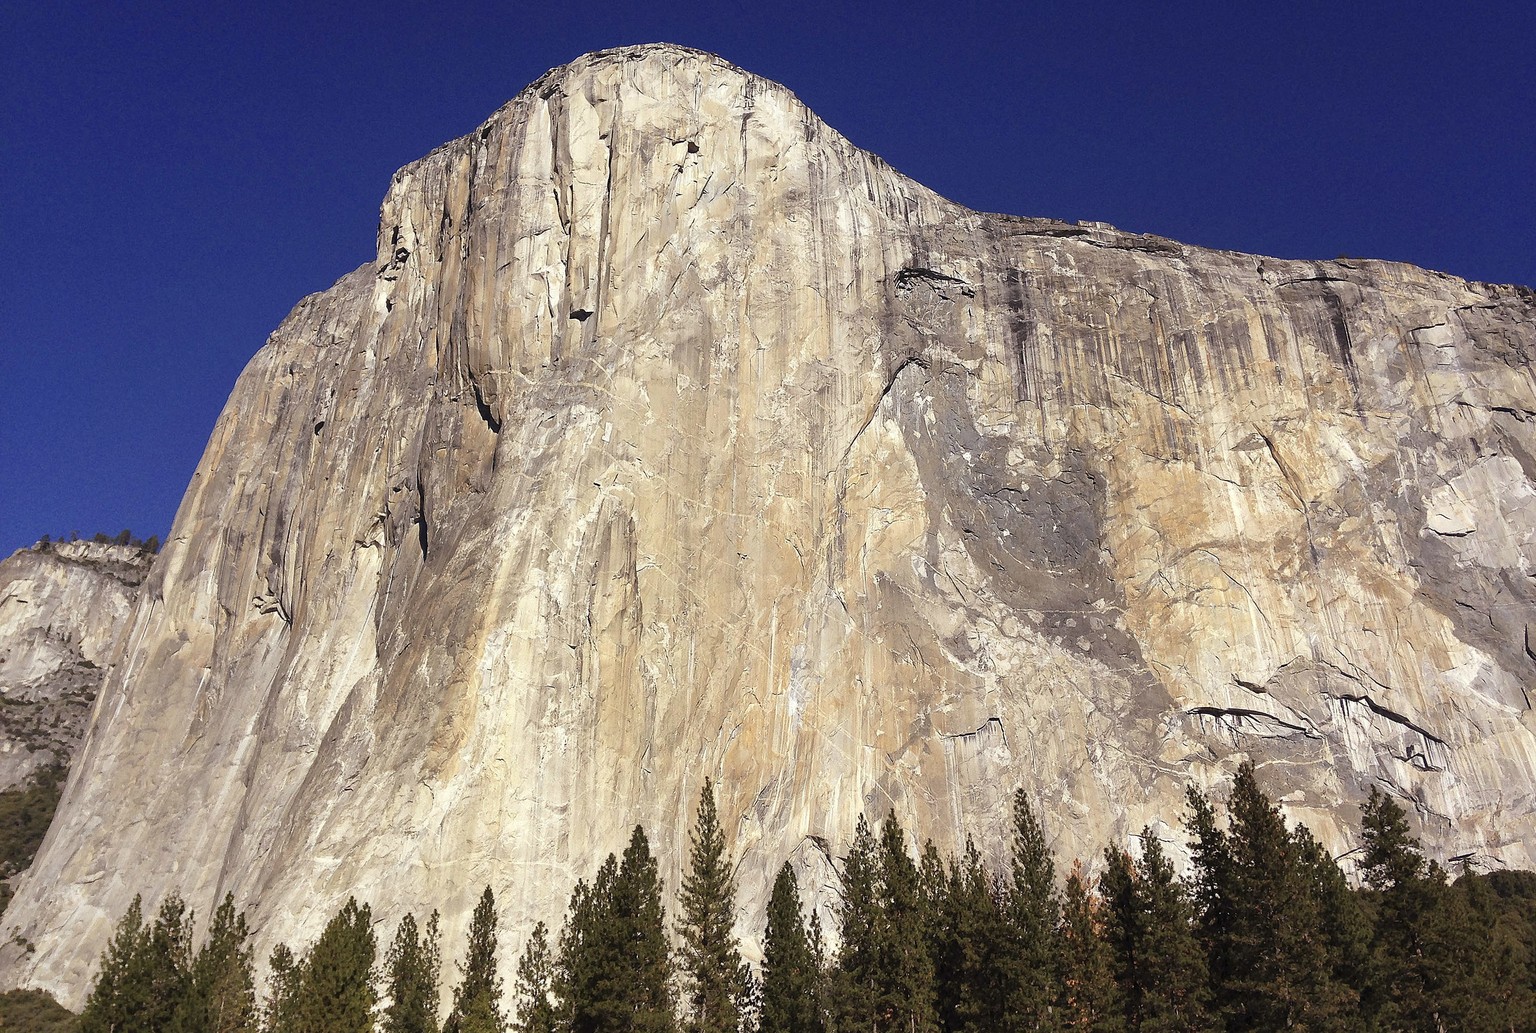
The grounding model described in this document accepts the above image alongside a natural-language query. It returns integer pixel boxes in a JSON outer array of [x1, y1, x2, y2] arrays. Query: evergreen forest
[[70, 766, 1536, 1033]]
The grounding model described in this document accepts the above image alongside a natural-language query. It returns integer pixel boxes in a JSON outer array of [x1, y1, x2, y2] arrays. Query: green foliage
[[831, 813, 881, 1030], [172, 893, 257, 1033], [1187, 763, 1352, 1032], [1002, 789, 1062, 1032], [50, 780, 1536, 1033], [759, 863, 820, 1033], [263, 942, 304, 1033], [77, 893, 193, 1033], [558, 826, 674, 1033], [1099, 832, 1214, 1033], [928, 838, 1009, 1033], [0, 764, 66, 915], [676, 779, 748, 1033], [445, 889, 502, 1033], [872, 814, 937, 1033], [297, 897, 377, 1033], [0, 988, 77, 1032], [383, 911, 441, 1033], [1056, 863, 1122, 1033], [78, 895, 148, 1033], [511, 921, 558, 1033]]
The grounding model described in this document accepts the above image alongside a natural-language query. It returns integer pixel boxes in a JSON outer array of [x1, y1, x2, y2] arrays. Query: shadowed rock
[[4, 44, 1534, 1005]]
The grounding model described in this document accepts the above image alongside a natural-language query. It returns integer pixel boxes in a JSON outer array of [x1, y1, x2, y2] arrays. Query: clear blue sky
[[3, 1, 1533, 556]]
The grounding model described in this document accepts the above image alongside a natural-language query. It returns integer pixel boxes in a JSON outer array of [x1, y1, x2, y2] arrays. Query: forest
[[65, 763, 1536, 1033]]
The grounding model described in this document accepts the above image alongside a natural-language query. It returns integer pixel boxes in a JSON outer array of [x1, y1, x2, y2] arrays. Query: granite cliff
[[0, 542, 149, 794], [5, 45, 1535, 1004]]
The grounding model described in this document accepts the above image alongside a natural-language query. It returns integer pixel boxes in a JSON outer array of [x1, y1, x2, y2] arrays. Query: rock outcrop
[[4, 44, 1534, 1004], [0, 542, 149, 792]]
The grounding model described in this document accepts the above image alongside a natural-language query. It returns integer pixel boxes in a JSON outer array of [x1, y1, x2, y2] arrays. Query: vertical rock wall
[[3, 45, 1533, 1006]]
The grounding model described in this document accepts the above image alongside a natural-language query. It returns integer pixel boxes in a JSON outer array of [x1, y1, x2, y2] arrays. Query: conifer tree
[[299, 897, 377, 1033], [677, 779, 748, 1033], [1002, 789, 1061, 1032], [1292, 826, 1369, 1028], [918, 840, 957, 1032], [558, 827, 674, 1033], [833, 813, 881, 1030], [1181, 785, 1230, 996], [1357, 787, 1477, 1033], [79, 895, 150, 1033], [557, 873, 604, 1033], [808, 908, 835, 1033], [384, 911, 442, 1033], [613, 826, 675, 1033], [264, 943, 304, 1033], [1448, 869, 1536, 1031], [1214, 763, 1350, 1032], [1056, 863, 1123, 1033], [512, 921, 558, 1033], [73, 894, 193, 1033], [446, 888, 504, 1033], [173, 893, 257, 1033], [873, 814, 938, 1033], [760, 863, 821, 1033], [1099, 832, 1215, 1033], [132, 893, 195, 1033], [1095, 846, 1138, 1024], [944, 838, 1010, 1033]]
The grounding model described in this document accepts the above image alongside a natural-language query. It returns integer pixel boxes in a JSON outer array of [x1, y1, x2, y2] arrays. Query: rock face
[[5, 44, 1536, 1004], [0, 542, 148, 792]]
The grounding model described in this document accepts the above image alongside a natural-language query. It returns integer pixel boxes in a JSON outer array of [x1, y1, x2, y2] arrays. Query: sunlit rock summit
[[5, 44, 1535, 1005]]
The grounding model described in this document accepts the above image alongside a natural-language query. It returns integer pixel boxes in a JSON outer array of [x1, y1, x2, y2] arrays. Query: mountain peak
[[7, 44, 1536, 1008]]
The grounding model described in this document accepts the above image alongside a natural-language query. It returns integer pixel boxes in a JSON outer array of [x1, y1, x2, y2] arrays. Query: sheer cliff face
[[7, 44, 1536, 1001], [0, 543, 148, 792]]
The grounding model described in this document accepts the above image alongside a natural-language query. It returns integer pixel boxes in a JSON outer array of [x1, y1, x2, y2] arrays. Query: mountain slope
[[4, 44, 1534, 1004]]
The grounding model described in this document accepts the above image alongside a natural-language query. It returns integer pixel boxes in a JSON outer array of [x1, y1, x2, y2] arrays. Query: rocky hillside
[[4, 45, 1534, 1005], [0, 541, 149, 792]]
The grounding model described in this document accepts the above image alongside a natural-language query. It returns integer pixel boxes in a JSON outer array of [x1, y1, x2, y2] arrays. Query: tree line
[[77, 766, 1536, 1033], [33, 531, 160, 553]]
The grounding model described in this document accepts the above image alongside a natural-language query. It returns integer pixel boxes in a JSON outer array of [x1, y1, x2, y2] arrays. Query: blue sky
[[3, 1, 1533, 556]]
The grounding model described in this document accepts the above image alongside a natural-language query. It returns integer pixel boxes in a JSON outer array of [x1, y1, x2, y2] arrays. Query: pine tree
[[1358, 786, 1441, 1030], [384, 911, 442, 1033], [1095, 846, 1138, 1027], [945, 838, 1011, 1033], [1217, 763, 1350, 1032], [173, 893, 257, 1033], [614, 826, 674, 1033], [873, 813, 938, 1032], [1181, 785, 1230, 1002], [1355, 788, 1494, 1033], [832, 813, 881, 1031], [1449, 870, 1536, 1031], [1056, 863, 1122, 1033], [511, 922, 558, 1033], [556, 873, 603, 1033], [1002, 789, 1061, 1032], [1292, 827, 1368, 1030], [79, 895, 150, 1033], [1101, 831, 1216, 1033], [677, 779, 747, 1033], [139, 893, 195, 1033], [264, 943, 304, 1033], [918, 841, 957, 1033], [559, 827, 674, 1033], [446, 888, 504, 1033], [808, 908, 835, 1033], [760, 863, 821, 1033], [299, 897, 377, 1033]]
